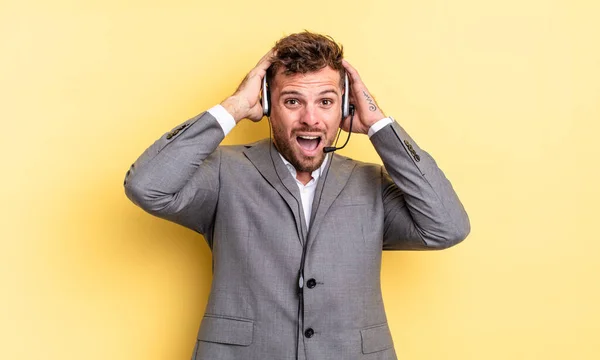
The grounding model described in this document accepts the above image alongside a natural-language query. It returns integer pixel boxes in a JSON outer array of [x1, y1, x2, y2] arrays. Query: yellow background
[[2, 0, 599, 359]]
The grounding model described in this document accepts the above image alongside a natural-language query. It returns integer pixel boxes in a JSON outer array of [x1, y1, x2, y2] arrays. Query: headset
[[262, 72, 355, 153], [262, 71, 350, 119]]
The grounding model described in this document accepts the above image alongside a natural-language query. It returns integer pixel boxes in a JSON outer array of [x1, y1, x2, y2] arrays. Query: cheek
[[272, 110, 298, 131], [325, 114, 342, 134], [326, 127, 339, 140], [271, 117, 294, 140]]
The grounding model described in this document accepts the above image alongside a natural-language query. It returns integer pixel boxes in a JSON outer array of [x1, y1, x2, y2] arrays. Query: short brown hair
[[267, 31, 344, 87]]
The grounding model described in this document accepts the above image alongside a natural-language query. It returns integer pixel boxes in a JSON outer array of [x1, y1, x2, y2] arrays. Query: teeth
[[298, 136, 319, 140]]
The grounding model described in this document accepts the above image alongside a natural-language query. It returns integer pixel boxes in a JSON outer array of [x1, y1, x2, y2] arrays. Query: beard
[[271, 123, 329, 173]]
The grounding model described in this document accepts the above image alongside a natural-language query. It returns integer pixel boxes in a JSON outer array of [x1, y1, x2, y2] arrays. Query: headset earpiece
[[341, 72, 350, 118], [262, 75, 271, 117]]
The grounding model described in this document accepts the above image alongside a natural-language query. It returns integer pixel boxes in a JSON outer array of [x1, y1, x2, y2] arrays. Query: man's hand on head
[[341, 59, 387, 134], [221, 49, 275, 124]]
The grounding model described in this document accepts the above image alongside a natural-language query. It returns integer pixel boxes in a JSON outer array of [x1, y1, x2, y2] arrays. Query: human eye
[[321, 99, 334, 107], [285, 99, 299, 106]]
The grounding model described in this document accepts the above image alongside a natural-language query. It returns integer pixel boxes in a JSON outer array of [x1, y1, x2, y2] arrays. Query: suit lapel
[[308, 154, 355, 247], [243, 140, 306, 246]]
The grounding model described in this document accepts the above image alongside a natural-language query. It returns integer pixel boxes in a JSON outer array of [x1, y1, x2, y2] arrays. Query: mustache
[[292, 127, 326, 135]]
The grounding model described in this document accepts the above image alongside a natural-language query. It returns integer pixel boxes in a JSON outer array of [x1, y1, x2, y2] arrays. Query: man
[[124, 31, 470, 360]]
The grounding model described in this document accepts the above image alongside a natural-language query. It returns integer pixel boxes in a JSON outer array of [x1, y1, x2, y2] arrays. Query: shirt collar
[[278, 152, 329, 184]]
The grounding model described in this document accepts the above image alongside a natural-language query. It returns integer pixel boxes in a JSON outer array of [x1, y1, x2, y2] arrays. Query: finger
[[255, 49, 276, 73], [342, 59, 364, 88], [241, 50, 275, 90], [256, 48, 274, 65]]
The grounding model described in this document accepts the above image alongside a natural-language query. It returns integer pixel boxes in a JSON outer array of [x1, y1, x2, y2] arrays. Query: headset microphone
[[323, 104, 355, 153]]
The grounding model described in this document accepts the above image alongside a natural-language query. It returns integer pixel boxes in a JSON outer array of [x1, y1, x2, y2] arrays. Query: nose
[[300, 104, 319, 127]]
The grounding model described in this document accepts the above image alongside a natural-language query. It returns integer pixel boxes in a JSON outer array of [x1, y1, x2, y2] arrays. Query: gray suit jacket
[[124, 111, 470, 360]]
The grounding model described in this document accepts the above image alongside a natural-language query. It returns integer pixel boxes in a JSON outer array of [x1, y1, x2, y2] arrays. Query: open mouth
[[296, 135, 322, 153]]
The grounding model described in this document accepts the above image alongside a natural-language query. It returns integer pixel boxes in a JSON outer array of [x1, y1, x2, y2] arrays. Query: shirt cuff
[[208, 104, 236, 136], [368, 117, 394, 138]]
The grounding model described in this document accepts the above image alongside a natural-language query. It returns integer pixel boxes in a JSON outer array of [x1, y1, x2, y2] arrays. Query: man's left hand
[[341, 59, 387, 135]]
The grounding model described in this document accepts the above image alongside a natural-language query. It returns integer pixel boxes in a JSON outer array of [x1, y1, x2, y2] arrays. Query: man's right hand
[[220, 49, 275, 123]]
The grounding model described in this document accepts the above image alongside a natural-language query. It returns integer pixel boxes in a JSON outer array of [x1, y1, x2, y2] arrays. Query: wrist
[[363, 115, 385, 133], [220, 96, 246, 123], [367, 116, 394, 138]]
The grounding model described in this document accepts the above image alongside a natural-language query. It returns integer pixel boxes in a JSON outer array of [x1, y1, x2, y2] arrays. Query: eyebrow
[[280, 89, 339, 97]]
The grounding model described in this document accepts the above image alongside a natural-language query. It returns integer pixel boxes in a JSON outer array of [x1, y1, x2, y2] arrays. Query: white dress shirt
[[207, 104, 393, 228], [277, 153, 328, 228]]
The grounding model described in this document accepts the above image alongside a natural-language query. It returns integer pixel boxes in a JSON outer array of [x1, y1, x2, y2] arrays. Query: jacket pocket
[[197, 314, 254, 346], [360, 322, 394, 354]]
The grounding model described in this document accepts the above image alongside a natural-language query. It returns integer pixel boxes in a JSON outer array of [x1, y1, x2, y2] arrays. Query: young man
[[124, 31, 470, 360]]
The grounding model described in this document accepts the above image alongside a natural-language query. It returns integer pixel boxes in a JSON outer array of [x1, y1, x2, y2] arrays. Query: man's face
[[269, 66, 343, 173]]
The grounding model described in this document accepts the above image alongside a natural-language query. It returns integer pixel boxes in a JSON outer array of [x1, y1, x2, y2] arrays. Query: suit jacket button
[[306, 278, 316, 289], [166, 134, 173, 139], [414, 154, 421, 162], [304, 328, 314, 338]]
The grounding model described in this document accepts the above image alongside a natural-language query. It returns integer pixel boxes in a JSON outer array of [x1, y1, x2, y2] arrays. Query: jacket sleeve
[[370, 121, 471, 250], [123, 111, 224, 235]]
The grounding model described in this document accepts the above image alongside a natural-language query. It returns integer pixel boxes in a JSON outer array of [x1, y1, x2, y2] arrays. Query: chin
[[294, 153, 326, 173]]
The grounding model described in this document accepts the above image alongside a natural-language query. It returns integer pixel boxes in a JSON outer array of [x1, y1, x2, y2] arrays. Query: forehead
[[272, 66, 342, 94]]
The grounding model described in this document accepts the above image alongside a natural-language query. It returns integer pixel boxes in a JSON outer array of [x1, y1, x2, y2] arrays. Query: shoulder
[[218, 139, 269, 156], [335, 154, 382, 175]]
